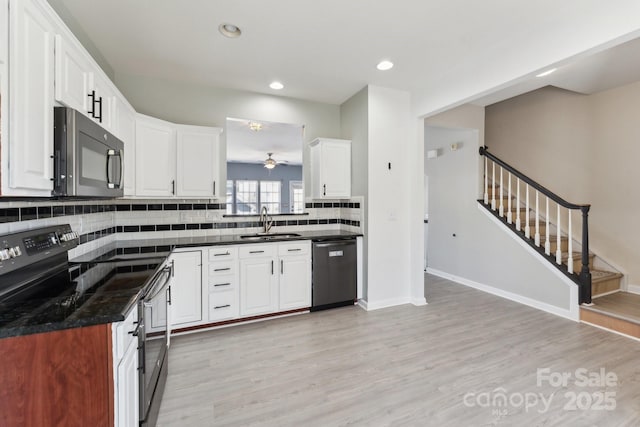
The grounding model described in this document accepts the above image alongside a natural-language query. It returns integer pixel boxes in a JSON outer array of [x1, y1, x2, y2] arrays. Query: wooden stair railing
[[479, 146, 593, 304]]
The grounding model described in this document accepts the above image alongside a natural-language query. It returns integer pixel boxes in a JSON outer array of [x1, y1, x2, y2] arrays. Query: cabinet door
[[8, 0, 55, 193], [117, 100, 136, 196], [176, 126, 221, 198], [54, 34, 91, 114], [240, 257, 278, 316], [321, 141, 351, 198], [116, 340, 139, 427], [279, 255, 311, 310], [170, 251, 203, 326], [135, 115, 176, 197]]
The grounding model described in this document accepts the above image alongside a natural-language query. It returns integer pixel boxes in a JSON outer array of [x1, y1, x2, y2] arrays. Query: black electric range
[[0, 224, 166, 339]]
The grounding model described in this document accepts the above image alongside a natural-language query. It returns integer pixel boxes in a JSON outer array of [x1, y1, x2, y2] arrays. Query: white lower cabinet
[[170, 250, 203, 327], [208, 246, 239, 321], [116, 339, 139, 427], [112, 307, 139, 427], [239, 244, 279, 316], [160, 242, 311, 331], [278, 241, 311, 310]]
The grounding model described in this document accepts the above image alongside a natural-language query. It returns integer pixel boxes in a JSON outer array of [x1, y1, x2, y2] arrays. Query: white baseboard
[[411, 297, 428, 306], [427, 267, 580, 322], [627, 284, 640, 295], [359, 296, 413, 311]]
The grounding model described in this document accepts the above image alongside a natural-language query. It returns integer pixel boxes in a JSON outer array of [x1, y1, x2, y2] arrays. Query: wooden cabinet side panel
[[0, 325, 114, 427]]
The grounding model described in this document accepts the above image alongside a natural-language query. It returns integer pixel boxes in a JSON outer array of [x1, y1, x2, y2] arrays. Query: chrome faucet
[[260, 206, 273, 234]]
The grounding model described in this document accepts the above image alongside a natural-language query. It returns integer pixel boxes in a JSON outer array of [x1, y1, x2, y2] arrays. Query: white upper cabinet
[[135, 114, 176, 197], [134, 116, 224, 199], [176, 125, 223, 198], [54, 33, 91, 114], [309, 138, 351, 199], [117, 99, 136, 196], [7, 0, 56, 194], [91, 72, 117, 133]]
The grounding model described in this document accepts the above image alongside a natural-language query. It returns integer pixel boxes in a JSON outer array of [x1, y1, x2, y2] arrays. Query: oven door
[[140, 262, 172, 426]]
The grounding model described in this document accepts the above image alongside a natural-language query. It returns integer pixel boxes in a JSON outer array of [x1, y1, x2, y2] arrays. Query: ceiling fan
[[263, 153, 288, 169]]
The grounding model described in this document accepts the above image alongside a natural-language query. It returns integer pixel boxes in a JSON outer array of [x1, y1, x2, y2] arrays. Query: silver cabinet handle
[[214, 267, 231, 272], [287, 248, 302, 252], [171, 180, 175, 195], [214, 251, 230, 256], [214, 304, 231, 309], [280, 259, 283, 274], [271, 260, 274, 275], [249, 250, 264, 254], [214, 283, 231, 287], [213, 181, 216, 196], [323, 184, 326, 196]]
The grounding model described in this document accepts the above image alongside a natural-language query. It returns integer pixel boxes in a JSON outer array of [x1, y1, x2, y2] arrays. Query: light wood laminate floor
[[157, 274, 640, 426]]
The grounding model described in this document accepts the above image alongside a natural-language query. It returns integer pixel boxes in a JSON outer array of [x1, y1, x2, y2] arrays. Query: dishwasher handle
[[313, 240, 356, 248]]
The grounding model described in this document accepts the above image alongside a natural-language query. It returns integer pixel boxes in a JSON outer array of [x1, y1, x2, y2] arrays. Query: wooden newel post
[[580, 206, 592, 304]]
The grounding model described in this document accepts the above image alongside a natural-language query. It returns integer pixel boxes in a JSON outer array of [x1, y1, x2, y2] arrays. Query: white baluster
[[491, 162, 496, 210], [556, 205, 562, 265], [515, 179, 521, 231], [567, 210, 574, 274], [534, 190, 540, 246], [483, 157, 488, 204], [545, 197, 551, 255], [525, 185, 530, 238], [507, 172, 512, 224], [499, 167, 504, 216]]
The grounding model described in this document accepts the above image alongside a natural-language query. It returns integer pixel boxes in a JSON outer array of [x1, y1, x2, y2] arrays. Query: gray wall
[[227, 162, 302, 213], [425, 105, 573, 312]]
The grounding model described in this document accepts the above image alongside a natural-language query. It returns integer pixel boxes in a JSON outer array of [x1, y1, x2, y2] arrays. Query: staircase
[[479, 147, 640, 340]]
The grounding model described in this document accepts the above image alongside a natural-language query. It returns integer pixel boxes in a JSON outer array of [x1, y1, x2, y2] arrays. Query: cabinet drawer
[[209, 260, 237, 277], [278, 240, 310, 256], [115, 306, 138, 362], [208, 279, 237, 293], [209, 246, 238, 261], [209, 290, 239, 321], [239, 244, 276, 258]]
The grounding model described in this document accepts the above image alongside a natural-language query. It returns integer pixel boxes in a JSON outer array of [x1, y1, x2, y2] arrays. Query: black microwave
[[52, 107, 124, 198]]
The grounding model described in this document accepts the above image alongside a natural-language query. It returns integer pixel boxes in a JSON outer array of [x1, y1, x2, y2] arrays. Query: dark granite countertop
[[0, 260, 163, 339], [1, 230, 360, 339]]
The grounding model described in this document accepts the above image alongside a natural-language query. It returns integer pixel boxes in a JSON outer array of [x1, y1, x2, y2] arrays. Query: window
[[290, 181, 304, 213], [260, 181, 281, 214], [226, 180, 282, 214]]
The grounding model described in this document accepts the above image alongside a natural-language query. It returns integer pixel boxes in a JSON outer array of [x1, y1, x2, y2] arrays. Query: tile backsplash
[[0, 197, 363, 257]]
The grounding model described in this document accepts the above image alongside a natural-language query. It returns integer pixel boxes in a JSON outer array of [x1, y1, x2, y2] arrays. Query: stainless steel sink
[[240, 233, 301, 240]]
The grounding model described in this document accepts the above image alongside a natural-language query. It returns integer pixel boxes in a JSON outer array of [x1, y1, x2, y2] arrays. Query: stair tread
[[561, 251, 594, 260], [591, 269, 623, 282], [582, 291, 640, 324]]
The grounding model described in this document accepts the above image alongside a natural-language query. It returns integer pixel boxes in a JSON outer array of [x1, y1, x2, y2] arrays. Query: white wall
[[340, 86, 369, 298], [365, 86, 416, 308], [424, 105, 576, 318]]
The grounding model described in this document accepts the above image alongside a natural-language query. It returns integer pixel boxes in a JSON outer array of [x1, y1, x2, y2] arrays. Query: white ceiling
[[51, 0, 640, 108], [226, 118, 304, 165]]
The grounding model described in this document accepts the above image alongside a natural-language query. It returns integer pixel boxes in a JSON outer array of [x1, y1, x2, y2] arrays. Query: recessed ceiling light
[[536, 68, 557, 77], [219, 23, 241, 38], [376, 60, 394, 71], [269, 81, 284, 90]]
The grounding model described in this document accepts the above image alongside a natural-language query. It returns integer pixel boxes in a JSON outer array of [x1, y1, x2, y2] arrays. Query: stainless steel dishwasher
[[311, 238, 357, 311]]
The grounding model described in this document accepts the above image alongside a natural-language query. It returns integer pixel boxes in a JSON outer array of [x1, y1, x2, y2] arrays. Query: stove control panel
[[0, 224, 79, 276]]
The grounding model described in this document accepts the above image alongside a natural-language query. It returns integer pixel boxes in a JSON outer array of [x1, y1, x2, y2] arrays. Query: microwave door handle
[[118, 149, 124, 189], [106, 149, 116, 189]]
